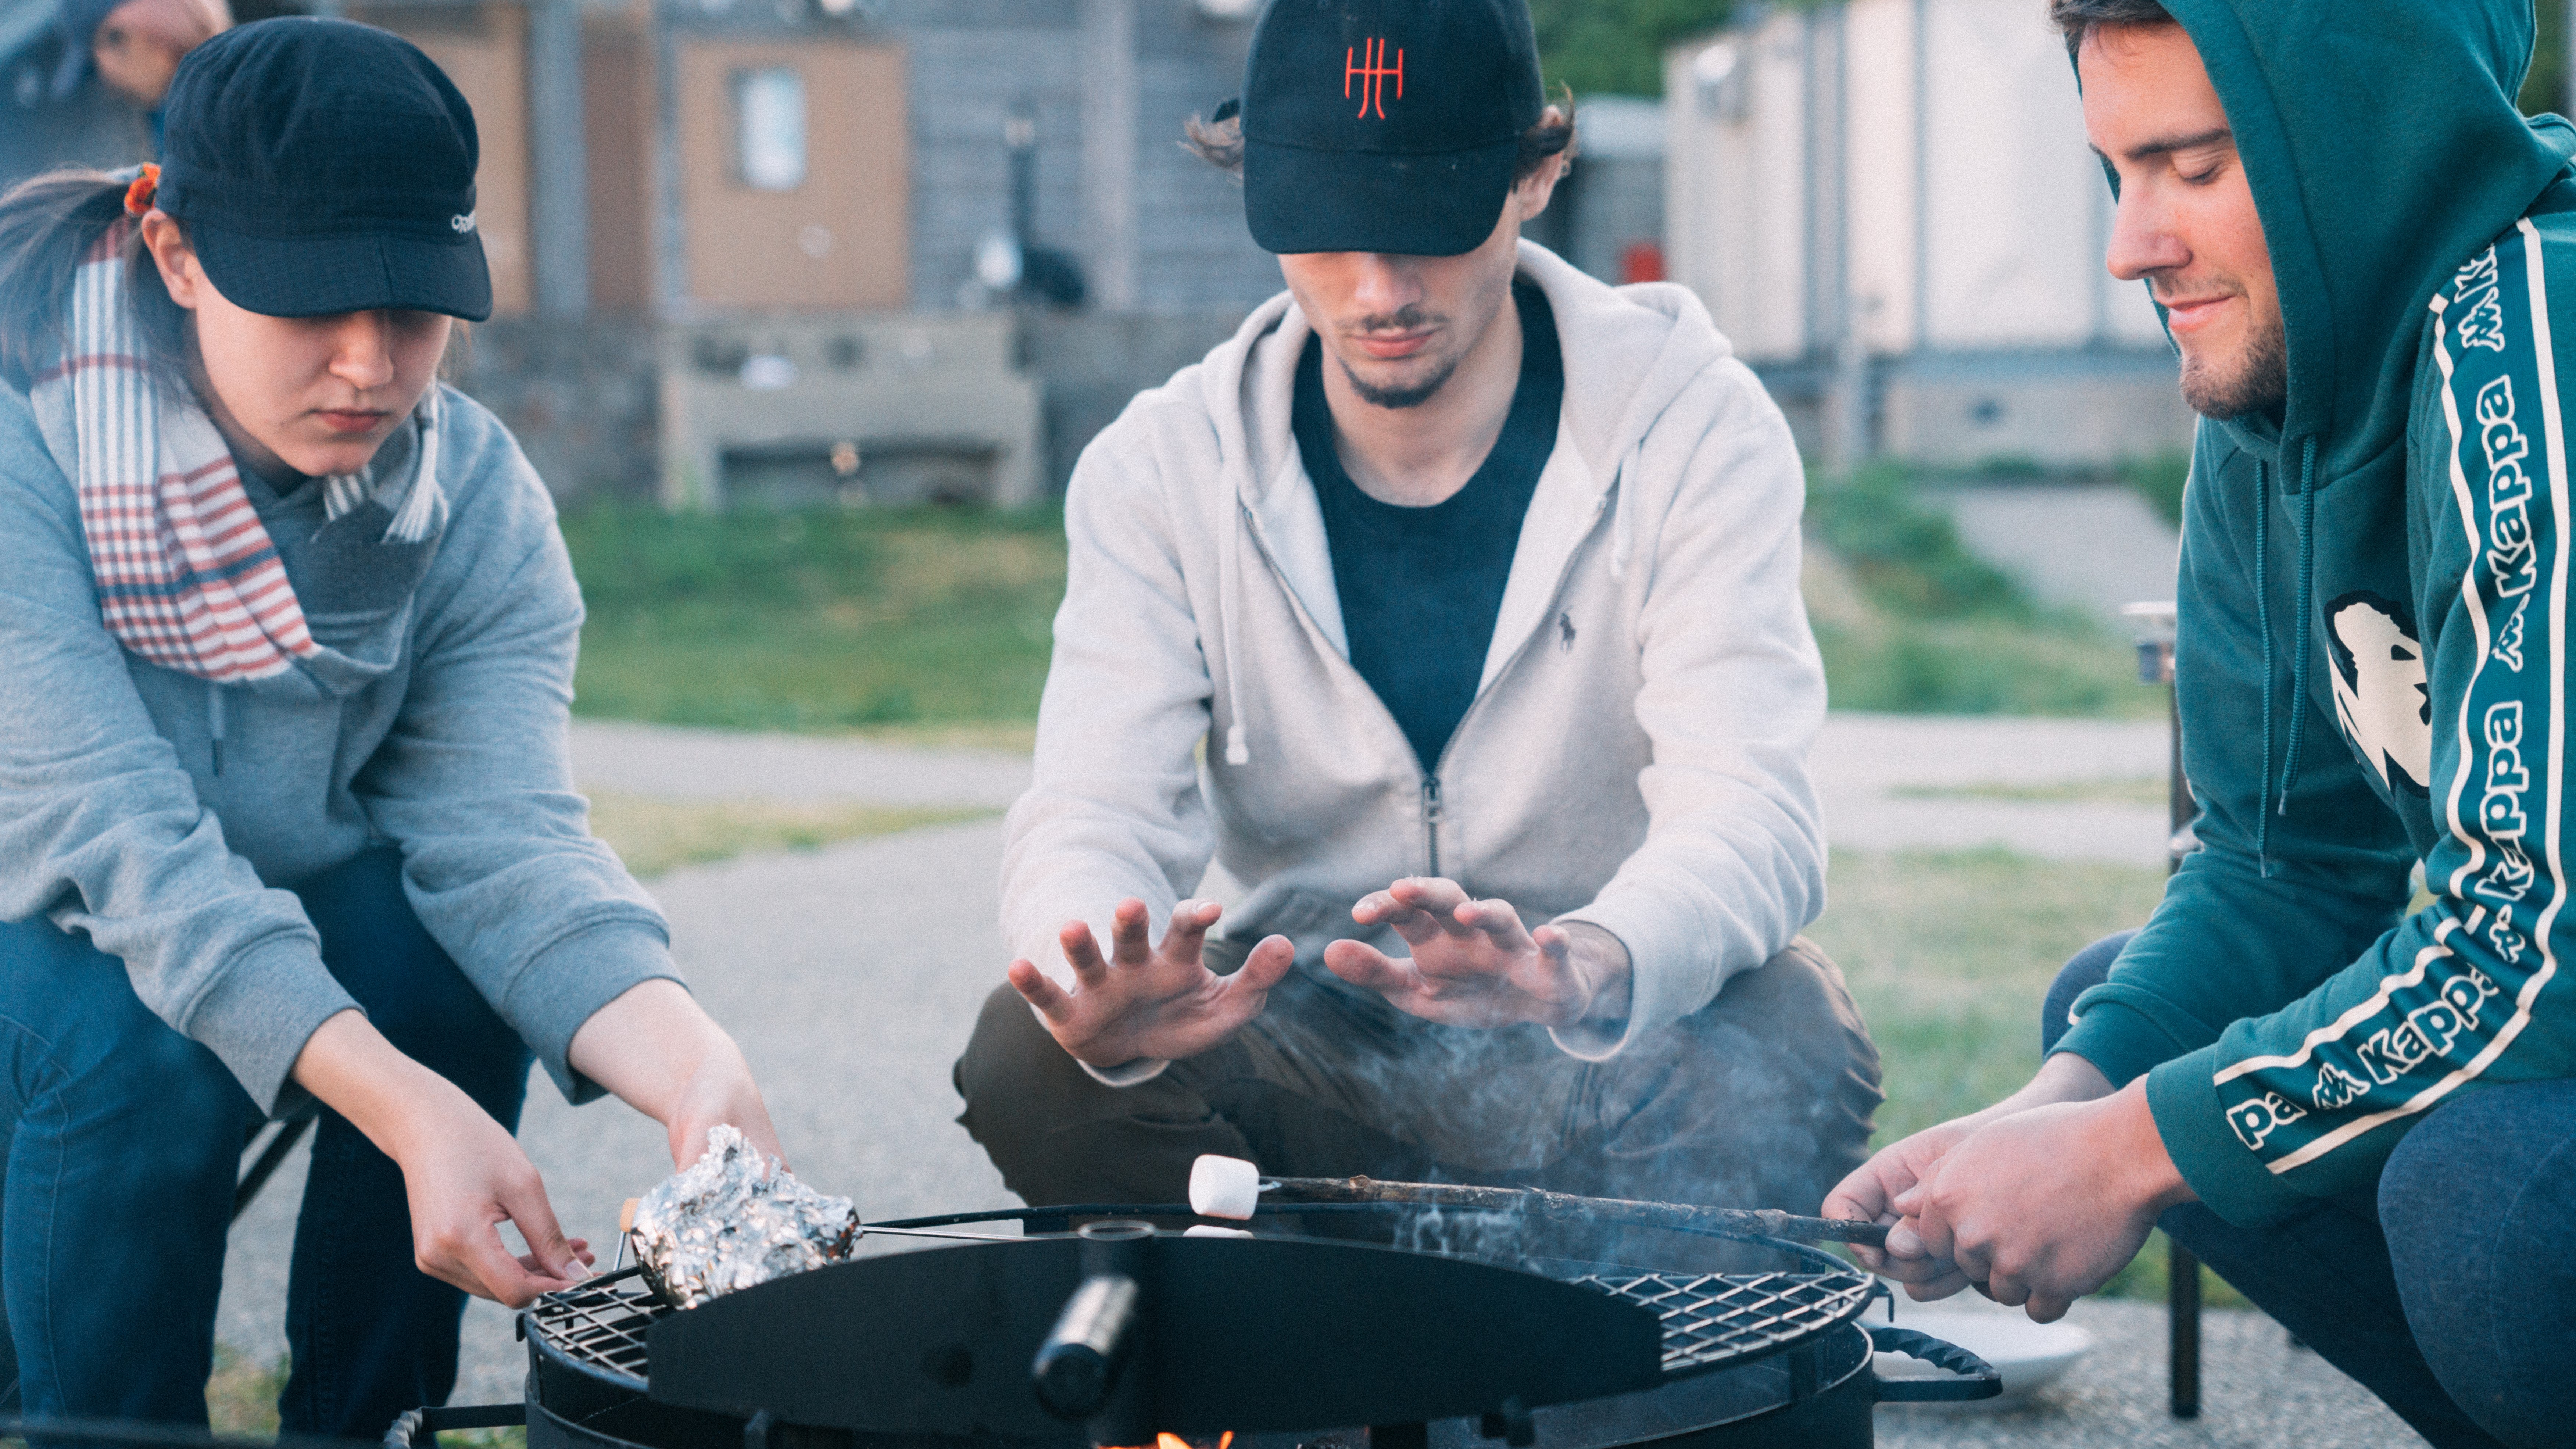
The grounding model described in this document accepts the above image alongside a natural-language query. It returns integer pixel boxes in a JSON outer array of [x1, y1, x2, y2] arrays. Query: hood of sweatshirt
[[1189, 241, 1739, 762], [2165, 0, 2573, 478], [2151, 0, 2576, 852]]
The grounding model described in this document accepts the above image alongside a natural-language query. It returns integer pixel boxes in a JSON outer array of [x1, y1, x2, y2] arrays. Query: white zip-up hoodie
[[1001, 242, 1824, 1075]]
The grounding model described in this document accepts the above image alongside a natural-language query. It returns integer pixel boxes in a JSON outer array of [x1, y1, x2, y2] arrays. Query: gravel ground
[[207, 718, 2420, 1444]]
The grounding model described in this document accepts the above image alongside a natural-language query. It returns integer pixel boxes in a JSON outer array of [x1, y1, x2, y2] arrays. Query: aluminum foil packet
[[630, 1124, 861, 1308]]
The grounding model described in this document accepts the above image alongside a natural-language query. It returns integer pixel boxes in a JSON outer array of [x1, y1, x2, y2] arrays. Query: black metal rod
[[2169, 1238, 2202, 1418], [1031, 1273, 1139, 1420], [233, 1114, 315, 1223]]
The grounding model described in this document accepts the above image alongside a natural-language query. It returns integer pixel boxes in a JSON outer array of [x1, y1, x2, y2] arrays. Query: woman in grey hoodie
[[0, 20, 783, 1432]]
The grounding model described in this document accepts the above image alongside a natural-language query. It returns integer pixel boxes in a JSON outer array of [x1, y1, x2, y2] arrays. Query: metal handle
[[383, 1403, 526, 1448], [1865, 1324, 2003, 1403], [1032, 1272, 1141, 1419]]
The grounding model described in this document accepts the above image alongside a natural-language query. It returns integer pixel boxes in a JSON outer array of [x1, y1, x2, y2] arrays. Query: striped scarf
[[30, 215, 445, 684]]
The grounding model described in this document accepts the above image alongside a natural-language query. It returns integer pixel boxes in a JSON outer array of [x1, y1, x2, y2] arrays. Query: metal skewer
[[1256, 1173, 1892, 1249]]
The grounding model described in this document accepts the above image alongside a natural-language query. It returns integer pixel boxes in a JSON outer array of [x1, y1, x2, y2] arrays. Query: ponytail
[[0, 169, 190, 394]]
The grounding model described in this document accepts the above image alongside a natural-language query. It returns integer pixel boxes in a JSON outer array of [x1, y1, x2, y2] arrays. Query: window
[[734, 67, 807, 190]]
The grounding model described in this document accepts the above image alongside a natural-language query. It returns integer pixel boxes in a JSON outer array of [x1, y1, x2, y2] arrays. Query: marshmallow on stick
[[1188, 1153, 1263, 1220]]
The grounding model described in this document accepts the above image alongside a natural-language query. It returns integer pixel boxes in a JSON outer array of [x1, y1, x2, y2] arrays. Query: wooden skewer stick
[[1256, 1174, 1891, 1250]]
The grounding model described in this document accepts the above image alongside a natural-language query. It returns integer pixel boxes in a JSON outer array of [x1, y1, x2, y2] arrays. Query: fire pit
[[405, 1202, 1994, 1449]]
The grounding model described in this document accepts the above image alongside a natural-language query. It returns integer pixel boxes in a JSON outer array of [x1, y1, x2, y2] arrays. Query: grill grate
[[529, 1262, 1873, 1391], [527, 1266, 667, 1391], [1573, 1269, 1877, 1376]]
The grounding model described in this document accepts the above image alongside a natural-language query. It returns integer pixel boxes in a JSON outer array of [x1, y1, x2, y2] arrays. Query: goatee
[[1339, 351, 1464, 410], [2180, 311, 2289, 421]]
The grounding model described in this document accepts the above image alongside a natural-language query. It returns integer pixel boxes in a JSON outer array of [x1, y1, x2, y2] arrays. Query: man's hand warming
[[1008, 898, 1295, 1068], [1323, 876, 1631, 1028]]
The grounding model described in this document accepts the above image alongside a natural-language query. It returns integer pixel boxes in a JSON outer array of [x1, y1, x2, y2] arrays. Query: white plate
[[1871, 1307, 2095, 1409]]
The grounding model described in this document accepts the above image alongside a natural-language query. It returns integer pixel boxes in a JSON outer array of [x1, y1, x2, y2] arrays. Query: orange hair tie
[[123, 164, 160, 217]]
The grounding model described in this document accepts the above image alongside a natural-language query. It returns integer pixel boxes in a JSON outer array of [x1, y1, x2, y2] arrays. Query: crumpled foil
[[629, 1124, 861, 1308]]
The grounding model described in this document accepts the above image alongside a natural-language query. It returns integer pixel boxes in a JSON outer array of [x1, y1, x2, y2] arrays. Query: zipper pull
[[1421, 776, 1443, 877]]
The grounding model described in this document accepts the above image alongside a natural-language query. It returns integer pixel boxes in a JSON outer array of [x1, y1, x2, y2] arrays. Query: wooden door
[[677, 37, 908, 309]]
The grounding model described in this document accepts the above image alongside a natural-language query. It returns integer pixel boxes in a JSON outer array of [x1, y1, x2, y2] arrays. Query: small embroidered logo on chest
[[1557, 612, 1577, 653], [2326, 591, 2433, 798]]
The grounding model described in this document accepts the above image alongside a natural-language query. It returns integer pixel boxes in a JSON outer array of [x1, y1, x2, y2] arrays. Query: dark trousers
[[2049, 933, 2573, 1449], [0, 847, 532, 1437], [955, 937, 1883, 1227]]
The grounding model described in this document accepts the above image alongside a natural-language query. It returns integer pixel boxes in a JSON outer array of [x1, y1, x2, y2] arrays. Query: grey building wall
[[451, 315, 663, 506], [888, 0, 1277, 315]]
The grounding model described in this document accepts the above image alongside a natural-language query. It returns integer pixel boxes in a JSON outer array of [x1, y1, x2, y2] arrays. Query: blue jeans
[[0, 847, 532, 1436], [2049, 933, 2572, 1449]]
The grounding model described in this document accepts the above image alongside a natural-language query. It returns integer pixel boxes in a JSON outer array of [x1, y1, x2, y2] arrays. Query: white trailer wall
[[1664, 0, 2190, 466]]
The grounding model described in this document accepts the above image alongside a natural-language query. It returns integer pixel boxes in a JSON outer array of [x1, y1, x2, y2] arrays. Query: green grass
[[586, 791, 994, 878], [561, 504, 1066, 733], [1807, 846, 2242, 1306], [563, 494, 2158, 735], [1803, 466, 2160, 719]]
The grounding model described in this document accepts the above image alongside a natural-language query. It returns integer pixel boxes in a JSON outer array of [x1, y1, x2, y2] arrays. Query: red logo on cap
[[1346, 38, 1403, 119]]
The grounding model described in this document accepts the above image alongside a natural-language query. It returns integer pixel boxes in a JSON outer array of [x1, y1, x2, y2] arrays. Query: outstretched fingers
[[1059, 919, 1113, 988], [1454, 895, 1534, 953], [1158, 898, 1223, 967], [1322, 938, 1421, 997], [1106, 898, 1156, 966], [1006, 958, 1076, 1023]]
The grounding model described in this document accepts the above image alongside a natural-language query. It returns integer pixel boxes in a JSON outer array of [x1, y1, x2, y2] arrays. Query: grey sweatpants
[[953, 937, 1882, 1221]]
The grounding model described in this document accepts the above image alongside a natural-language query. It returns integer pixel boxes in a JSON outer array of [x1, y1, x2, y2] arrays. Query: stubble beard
[[1338, 348, 1467, 410], [2179, 307, 2289, 421]]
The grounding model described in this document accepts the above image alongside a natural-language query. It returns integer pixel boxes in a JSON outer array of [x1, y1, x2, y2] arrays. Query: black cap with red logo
[[1240, 0, 1545, 257]]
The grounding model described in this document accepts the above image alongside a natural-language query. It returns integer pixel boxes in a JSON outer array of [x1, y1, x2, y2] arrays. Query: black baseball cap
[[154, 18, 492, 321], [1241, 0, 1545, 257]]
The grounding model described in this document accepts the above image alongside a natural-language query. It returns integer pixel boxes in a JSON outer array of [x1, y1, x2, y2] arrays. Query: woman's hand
[[569, 979, 787, 1170], [293, 1011, 593, 1307]]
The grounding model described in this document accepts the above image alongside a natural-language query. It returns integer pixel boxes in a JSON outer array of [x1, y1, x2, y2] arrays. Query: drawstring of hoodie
[[1221, 496, 1251, 766], [1609, 438, 1643, 580], [207, 681, 226, 776], [2278, 436, 2320, 815], [2250, 435, 2321, 879], [2253, 459, 2275, 875]]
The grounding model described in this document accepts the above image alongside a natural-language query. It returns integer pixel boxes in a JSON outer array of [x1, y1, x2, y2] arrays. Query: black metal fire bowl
[[643, 1226, 1665, 1444]]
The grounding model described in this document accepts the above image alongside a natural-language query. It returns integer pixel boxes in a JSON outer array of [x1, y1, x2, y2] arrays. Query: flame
[[1110, 1435, 1232, 1449]]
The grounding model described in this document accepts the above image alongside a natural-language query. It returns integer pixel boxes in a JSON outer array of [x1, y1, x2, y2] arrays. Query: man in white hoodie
[[957, 0, 1879, 1217]]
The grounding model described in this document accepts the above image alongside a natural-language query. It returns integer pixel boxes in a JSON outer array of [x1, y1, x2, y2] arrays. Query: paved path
[[1937, 483, 2181, 630], [1810, 713, 2172, 868], [213, 715, 2348, 1436]]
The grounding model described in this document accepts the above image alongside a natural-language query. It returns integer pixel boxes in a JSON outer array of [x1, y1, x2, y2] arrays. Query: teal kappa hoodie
[[2051, 0, 2576, 1223]]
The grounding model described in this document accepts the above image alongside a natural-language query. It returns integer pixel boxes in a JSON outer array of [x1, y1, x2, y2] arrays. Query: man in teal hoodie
[[1826, 1, 2576, 1443]]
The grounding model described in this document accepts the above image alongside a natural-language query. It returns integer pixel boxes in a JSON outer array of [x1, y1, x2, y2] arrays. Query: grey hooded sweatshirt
[[0, 380, 678, 1115], [1002, 242, 1826, 1077]]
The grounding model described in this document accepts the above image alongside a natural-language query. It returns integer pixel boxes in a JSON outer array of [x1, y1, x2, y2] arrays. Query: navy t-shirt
[[1292, 280, 1563, 772]]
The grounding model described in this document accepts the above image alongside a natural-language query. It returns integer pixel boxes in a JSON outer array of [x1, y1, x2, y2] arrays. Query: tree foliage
[[1527, 0, 1737, 99]]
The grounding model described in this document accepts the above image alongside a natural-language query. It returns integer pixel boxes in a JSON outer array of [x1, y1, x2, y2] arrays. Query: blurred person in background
[[0, 18, 785, 1432], [0, 0, 228, 187], [1830, 2, 2576, 1445], [958, 0, 1879, 1221]]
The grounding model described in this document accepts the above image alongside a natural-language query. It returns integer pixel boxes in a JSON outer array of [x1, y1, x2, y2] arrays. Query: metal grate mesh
[[527, 1266, 669, 1391], [531, 1261, 1873, 1391], [1572, 1269, 1877, 1375]]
